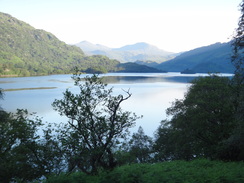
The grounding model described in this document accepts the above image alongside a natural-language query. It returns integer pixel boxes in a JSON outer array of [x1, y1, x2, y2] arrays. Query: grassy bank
[[44, 159, 244, 183]]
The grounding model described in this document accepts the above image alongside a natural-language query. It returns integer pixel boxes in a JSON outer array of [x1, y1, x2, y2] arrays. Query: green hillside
[[157, 42, 235, 73], [116, 62, 166, 73], [0, 12, 119, 76]]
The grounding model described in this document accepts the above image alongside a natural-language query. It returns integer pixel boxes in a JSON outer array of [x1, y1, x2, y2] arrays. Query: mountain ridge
[[75, 41, 177, 63], [156, 42, 234, 73], [0, 12, 236, 76], [0, 12, 163, 76]]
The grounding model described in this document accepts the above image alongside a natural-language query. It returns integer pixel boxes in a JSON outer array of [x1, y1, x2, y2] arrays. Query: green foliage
[[232, 0, 244, 83], [154, 75, 238, 160], [35, 123, 67, 175], [0, 109, 44, 182], [52, 73, 141, 174], [0, 91, 66, 182], [45, 172, 98, 183], [154, 1, 244, 163], [228, 0, 244, 161], [154, 120, 195, 161], [128, 126, 153, 163], [45, 159, 244, 183], [117, 126, 153, 164], [117, 62, 164, 73], [0, 88, 3, 100]]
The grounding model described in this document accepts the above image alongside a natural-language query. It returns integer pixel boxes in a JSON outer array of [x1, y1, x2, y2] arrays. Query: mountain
[[75, 41, 176, 63], [75, 41, 111, 52], [157, 42, 235, 73], [135, 60, 160, 68], [0, 12, 120, 76], [1, 12, 233, 76], [116, 62, 165, 73]]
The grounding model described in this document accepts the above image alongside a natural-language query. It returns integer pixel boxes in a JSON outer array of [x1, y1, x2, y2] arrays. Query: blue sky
[[0, 0, 241, 52]]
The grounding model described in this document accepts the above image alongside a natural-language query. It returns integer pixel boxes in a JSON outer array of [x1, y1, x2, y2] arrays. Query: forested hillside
[[157, 42, 235, 73], [0, 12, 119, 76]]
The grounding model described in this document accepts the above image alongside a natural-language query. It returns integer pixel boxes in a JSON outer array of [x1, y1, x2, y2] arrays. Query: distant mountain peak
[[75, 41, 176, 63], [128, 42, 151, 48], [114, 42, 159, 51], [75, 41, 110, 52]]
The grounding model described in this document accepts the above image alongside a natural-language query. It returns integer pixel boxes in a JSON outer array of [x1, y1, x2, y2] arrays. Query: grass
[[44, 159, 244, 183]]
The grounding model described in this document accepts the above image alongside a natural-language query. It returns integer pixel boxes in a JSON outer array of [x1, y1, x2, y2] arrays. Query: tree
[[34, 123, 67, 176], [52, 73, 140, 174], [232, 0, 244, 113], [0, 88, 3, 110], [155, 76, 236, 160], [114, 126, 153, 165], [227, 0, 244, 160], [154, 120, 197, 161], [232, 0, 244, 84], [0, 88, 3, 98], [0, 109, 44, 183], [127, 126, 153, 163], [0, 90, 65, 182]]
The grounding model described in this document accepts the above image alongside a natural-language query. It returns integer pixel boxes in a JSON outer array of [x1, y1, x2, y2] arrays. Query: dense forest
[[1, 1, 244, 183]]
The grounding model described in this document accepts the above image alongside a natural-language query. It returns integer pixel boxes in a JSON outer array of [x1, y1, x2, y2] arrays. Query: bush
[[45, 159, 244, 183], [45, 172, 98, 183]]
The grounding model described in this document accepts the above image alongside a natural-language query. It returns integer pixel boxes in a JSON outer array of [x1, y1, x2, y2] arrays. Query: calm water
[[0, 72, 232, 136]]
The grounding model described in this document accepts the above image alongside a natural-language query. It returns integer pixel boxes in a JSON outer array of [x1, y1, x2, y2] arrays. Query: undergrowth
[[44, 159, 244, 183]]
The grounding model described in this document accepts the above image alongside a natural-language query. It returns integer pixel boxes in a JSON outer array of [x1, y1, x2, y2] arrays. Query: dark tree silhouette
[[52, 73, 140, 174]]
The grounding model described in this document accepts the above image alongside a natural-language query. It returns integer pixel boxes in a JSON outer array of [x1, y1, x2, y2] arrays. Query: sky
[[0, 0, 242, 52]]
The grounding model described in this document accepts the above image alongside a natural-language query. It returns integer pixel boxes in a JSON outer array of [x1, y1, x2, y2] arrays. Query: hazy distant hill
[[157, 42, 235, 73], [116, 62, 165, 73], [0, 12, 120, 76], [75, 41, 111, 52], [75, 41, 176, 63], [135, 60, 160, 68]]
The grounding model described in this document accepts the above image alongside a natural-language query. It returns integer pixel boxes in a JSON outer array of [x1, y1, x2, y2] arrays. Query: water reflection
[[100, 72, 233, 84], [101, 75, 196, 84], [0, 73, 233, 136]]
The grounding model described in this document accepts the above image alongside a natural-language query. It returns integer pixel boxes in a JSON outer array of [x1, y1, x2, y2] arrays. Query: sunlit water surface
[[0, 72, 233, 136]]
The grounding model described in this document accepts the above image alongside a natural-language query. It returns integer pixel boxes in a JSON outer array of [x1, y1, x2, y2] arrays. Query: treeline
[[0, 47, 120, 76]]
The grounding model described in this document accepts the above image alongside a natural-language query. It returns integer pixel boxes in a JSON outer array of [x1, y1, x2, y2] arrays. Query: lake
[[0, 72, 233, 137]]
